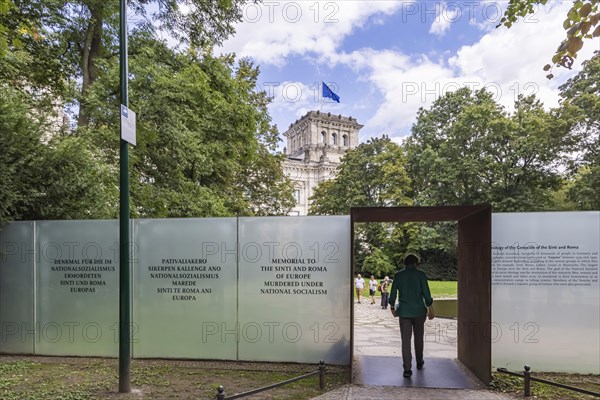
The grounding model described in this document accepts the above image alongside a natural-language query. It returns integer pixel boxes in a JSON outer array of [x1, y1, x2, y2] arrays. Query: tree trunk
[[77, 2, 104, 127]]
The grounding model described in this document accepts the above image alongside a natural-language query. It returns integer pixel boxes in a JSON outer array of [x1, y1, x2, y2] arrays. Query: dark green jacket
[[388, 264, 433, 318]]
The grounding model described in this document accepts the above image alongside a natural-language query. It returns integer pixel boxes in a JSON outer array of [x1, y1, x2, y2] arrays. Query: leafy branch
[[499, 0, 600, 79]]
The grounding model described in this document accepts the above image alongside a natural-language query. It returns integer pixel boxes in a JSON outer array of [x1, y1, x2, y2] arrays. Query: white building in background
[[282, 111, 363, 215]]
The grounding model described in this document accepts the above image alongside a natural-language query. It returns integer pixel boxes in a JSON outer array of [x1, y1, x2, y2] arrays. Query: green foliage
[[362, 247, 394, 277], [0, 84, 119, 223], [0, 0, 250, 125], [567, 164, 600, 209], [499, 0, 600, 77], [559, 51, 600, 209], [406, 87, 575, 212], [25, 135, 118, 220], [80, 34, 293, 218], [402, 87, 580, 278], [0, 0, 75, 98], [419, 248, 458, 281], [1, 3, 293, 221], [309, 136, 412, 215], [0, 84, 46, 224], [309, 136, 413, 270]]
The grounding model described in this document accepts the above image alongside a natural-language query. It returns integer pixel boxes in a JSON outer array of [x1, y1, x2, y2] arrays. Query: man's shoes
[[417, 361, 424, 370], [403, 369, 412, 378]]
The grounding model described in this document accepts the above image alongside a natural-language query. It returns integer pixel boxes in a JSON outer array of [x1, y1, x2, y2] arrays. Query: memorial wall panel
[[0, 222, 34, 354], [133, 218, 237, 359], [492, 212, 600, 373], [35, 220, 119, 356], [238, 216, 351, 365]]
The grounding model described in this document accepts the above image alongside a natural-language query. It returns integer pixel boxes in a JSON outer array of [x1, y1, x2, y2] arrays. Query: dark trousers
[[399, 316, 426, 371], [380, 292, 389, 308]]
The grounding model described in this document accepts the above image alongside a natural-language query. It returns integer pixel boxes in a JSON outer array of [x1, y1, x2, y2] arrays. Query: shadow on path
[[352, 300, 482, 389], [353, 355, 484, 389]]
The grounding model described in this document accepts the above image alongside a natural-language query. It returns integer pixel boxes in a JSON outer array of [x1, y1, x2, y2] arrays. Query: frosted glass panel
[[133, 218, 237, 359], [238, 216, 351, 365], [492, 212, 600, 373], [0, 222, 34, 354], [36, 220, 119, 356]]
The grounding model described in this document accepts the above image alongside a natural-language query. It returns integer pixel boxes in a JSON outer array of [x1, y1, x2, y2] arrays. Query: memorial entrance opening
[[350, 206, 492, 386]]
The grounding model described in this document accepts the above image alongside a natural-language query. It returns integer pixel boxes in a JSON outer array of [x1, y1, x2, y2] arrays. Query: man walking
[[389, 254, 435, 378]]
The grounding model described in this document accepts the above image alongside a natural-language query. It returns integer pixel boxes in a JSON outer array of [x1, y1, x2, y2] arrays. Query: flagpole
[[317, 65, 323, 112], [320, 86, 323, 112]]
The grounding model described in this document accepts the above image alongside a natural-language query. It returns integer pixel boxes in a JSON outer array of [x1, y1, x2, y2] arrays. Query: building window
[[290, 211, 300, 216], [321, 131, 326, 143], [332, 133, 337, 145], [294, 189, 301, 204], [343, 134, 348, 146]]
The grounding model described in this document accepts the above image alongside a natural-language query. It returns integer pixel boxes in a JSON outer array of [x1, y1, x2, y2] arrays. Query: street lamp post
[[118, 0, 131, 392]]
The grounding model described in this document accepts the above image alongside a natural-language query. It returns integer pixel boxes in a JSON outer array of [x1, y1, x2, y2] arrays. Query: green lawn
[[429, 280, 458, 298], [354, 280, 457, 299]]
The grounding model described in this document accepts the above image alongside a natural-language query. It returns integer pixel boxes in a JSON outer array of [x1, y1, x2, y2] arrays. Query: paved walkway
[[311, 298, 517, 399]]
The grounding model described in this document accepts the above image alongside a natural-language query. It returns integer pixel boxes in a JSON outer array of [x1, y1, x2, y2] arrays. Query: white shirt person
[[354, 274, 365, 303]]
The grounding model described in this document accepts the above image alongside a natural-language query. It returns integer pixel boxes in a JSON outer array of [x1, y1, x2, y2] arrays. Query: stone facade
[[282, 111, 363, 215]]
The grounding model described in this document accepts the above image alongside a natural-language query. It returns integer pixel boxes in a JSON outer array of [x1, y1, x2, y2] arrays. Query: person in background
[[389, 254, 435, 378], [380, 276, 390, 309], [354, 273, 365, 304], [368, 275, 378, 304]]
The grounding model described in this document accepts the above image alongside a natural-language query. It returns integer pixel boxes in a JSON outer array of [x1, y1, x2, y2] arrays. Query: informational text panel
[[133, 218, 237, 359], [492, 212, 600, 373], [238, 216, 351, 365], [35, 220, 119, 356]]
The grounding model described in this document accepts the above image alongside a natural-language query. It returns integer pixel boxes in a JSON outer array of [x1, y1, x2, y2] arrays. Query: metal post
[[118, 0, 131, 393], [524, 365, 531, 397], [319, 360, 326, 390], [216, 385, 225, 400]]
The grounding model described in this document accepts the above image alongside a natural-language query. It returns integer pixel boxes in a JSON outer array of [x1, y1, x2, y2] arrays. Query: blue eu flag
[[322, 82, 340, 103]]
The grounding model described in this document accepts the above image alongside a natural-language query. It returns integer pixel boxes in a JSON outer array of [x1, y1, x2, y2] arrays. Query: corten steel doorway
[[350, 205, 492, 386]]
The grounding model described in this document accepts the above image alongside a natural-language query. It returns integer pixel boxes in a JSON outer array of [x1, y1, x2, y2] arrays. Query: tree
[[0, 84, 116, 223], [0, 0, 35, 57], [558, 51, 600, 209], [405, 87, 574, 212], [404, 87, 577, 279], [0, 84, 46, 224], [80, 33, 293, 217], [25, 135, 118, 220], [362, 248, 394, 278], [0, 0, 15, 55], [2, 0, 251, 126], [499, 0, 600, 78]]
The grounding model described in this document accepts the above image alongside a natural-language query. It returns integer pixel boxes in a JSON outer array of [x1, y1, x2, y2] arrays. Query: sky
[[214, 0, 600, 147]]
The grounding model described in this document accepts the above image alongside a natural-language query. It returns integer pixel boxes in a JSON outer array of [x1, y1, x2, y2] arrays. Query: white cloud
[[429, 5, 459, 36], [218, 1, 407, 66], [263, 80, 344, 130], [339, 2, 599, 139], [217, 1, 599, 143]]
